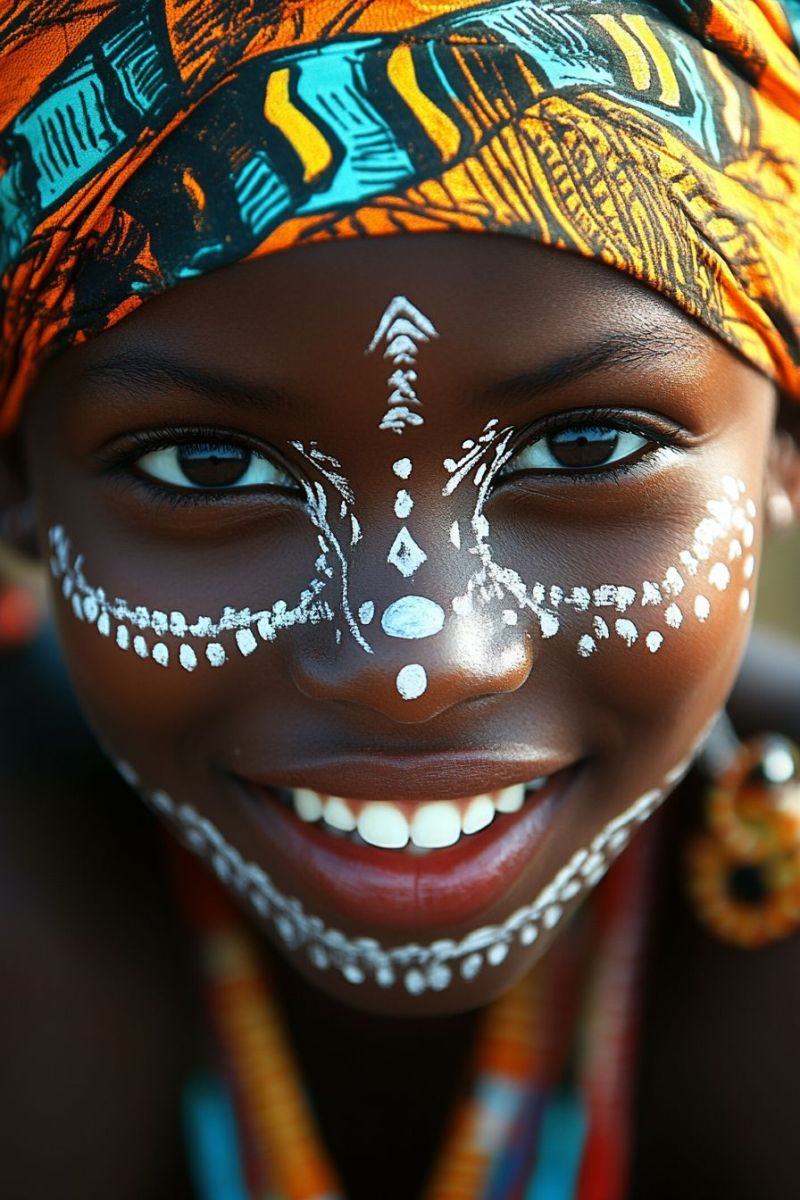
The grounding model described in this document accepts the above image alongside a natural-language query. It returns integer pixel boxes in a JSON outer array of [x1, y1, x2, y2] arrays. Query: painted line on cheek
[[48, 525, 338, 670], [694, 595, 711, 621], [445, 466, 757, 658], [664, 604, 682, 629], [180, 645, 198, 672], [236, 629, 258, 657], [153, 643, 169, 667]]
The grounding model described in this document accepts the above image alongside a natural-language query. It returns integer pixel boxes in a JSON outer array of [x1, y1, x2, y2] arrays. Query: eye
[[135, 441, 297, 491], [499, 423, 650, 476]]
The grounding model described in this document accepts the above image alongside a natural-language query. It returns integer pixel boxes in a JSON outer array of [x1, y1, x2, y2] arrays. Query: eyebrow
[[77, 351, 292, 413], [78, 324, 699, 413], [482, 326, 700, 402]]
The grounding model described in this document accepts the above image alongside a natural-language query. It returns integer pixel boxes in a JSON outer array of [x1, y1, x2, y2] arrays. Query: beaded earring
[[685, 714, 800, 947]]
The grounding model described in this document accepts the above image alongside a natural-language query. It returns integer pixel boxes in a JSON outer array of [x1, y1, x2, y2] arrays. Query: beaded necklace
[[171, 828, 655, 1200]]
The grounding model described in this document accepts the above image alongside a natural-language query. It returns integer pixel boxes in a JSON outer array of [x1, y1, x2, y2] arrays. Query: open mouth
[[239, 768, 575, 931], [275, 778, 549, 851]]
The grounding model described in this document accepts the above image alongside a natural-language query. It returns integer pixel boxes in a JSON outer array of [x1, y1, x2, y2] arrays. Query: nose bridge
[[290, 465, 535, 722], [291, 591, 534, 723]]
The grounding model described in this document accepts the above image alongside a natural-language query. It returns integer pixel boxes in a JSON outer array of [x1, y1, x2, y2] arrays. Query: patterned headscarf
[[1, 0, 799, 431]]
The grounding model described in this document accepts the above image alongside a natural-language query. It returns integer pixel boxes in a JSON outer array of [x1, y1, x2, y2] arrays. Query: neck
[[265, 945, 484, 1199]]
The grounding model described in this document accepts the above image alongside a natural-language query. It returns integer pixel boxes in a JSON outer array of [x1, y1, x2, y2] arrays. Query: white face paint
[[367, 298, 447, 700], [118, 715, 714, 996], [49, 446, 757, 684], [50, 297, 757, 700], [441, 418, 757, 659], [47, 436, 371, 668], [366, 296, 438, 434]]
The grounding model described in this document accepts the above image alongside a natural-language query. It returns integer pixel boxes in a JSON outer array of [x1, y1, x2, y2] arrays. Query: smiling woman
[[2, 3, 800, 1200]]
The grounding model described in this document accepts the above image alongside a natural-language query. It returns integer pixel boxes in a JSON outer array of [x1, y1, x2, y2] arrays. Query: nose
[[290, 605, 535, 723]]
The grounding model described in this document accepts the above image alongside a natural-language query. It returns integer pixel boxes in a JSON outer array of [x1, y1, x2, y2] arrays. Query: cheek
[[42, 518, 323, 771], [488, 470, 757, 680]]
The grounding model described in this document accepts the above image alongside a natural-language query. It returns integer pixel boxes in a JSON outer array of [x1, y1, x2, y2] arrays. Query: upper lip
[[228, 750, 580, 803]]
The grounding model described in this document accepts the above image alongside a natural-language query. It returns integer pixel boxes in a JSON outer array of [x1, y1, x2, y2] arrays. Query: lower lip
[[238, 773, 572, 931]]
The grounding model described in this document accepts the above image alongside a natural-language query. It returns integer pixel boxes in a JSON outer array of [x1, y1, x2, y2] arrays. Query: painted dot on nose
[[396, 663, 427, 700], [382, 596, 445, 639]]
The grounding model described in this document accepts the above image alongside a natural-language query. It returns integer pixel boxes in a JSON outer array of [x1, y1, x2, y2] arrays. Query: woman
[[1, 2, 799, 1197]]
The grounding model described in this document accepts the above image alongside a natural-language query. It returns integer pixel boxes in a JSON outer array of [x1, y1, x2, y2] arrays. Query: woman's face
[[21, 235, 777, 1015]]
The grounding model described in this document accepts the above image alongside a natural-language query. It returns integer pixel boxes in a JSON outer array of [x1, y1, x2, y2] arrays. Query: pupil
[[177, 443, 250, 487], [549, 427, 618, 468]]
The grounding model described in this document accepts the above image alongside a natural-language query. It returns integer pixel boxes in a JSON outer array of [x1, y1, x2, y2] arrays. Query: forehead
[[67, 234, 709, 385], [30, 231, 775, 464]]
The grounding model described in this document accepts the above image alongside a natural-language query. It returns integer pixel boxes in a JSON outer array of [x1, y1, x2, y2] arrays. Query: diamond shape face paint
[[387, 526, 427, 578], [47, 293, 759, 709]]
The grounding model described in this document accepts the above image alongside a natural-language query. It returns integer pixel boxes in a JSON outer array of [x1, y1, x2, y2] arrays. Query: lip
[[232, 750, 575, 802], [233, 764, 578, 931]]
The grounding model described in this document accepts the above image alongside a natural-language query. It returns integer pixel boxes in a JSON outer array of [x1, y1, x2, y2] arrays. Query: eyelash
[[99, 407, 684, 511], [98, 425, 302, 508], [496, 406, 683, 486]]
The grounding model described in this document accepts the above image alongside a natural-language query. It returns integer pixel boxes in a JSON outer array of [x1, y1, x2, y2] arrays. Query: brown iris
[[177, 443, 251, 487], [547, 427, 618, 468]]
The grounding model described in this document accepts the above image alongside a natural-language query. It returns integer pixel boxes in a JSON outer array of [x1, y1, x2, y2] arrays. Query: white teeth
[[288, 776, 549, 850], [494, 783, 526, 813], [357, 803, 410, 849], [410, 802, 462, 849], [462, 795, 495, 835], [323, 797, 357, 833], [293, 788, 324, 823]]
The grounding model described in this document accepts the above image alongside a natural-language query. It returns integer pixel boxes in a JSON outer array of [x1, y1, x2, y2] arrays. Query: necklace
[[170, 827, 655, 1200]]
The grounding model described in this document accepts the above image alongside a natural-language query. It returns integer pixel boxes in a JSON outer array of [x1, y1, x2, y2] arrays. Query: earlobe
[[765, 421, 800, 536]]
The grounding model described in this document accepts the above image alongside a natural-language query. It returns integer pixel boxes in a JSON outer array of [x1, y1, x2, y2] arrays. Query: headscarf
[[1, 0, 799, 431]]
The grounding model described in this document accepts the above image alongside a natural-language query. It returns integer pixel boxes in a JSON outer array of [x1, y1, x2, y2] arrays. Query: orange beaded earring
[[685, 715, 800, 947]]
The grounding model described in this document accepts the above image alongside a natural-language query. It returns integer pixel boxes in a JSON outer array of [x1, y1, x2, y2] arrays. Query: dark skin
[[2, 236, 800, 1198]]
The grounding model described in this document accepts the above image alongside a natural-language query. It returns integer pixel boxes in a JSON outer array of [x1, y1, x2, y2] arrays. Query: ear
[[0, 432, 39, 561], [765, 399, 800, 535]]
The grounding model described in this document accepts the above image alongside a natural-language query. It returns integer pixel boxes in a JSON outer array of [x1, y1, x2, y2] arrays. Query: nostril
[[289, 614, 535, 723]]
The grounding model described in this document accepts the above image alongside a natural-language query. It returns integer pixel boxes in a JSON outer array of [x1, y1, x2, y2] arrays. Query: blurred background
[[754, 527, 800, 639], [1, 528, 798, 651]]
